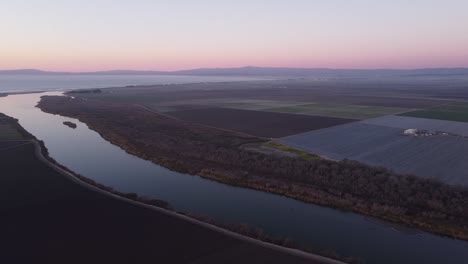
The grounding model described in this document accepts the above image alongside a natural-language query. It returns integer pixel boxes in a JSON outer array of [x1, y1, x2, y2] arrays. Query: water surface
[[0, 92, 467, 264]]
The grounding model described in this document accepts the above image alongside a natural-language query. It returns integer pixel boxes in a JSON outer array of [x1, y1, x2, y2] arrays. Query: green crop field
[[399, 103, 468, 122], [263, 103, 412, 119]]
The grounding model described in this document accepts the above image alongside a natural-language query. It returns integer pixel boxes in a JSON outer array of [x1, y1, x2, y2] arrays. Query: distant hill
[[1, 66, 468, 77], [0, 69, 57, 75], [0, 69, 166, 75], [174, 66, 468, 77], [78, 70, 168, 75]]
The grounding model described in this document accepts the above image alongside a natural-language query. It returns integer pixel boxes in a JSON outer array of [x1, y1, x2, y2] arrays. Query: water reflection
[[1, 92, 467, 264]]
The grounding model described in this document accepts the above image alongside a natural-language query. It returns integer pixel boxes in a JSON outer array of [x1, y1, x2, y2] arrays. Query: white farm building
[[403, 129, 419, 136]]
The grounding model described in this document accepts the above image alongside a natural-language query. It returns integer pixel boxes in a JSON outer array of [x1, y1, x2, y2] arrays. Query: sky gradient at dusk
[[1, 0, 468, 71]]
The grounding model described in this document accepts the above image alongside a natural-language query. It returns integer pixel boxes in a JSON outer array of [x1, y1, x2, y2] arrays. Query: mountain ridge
[[1, 66, 468, 77]]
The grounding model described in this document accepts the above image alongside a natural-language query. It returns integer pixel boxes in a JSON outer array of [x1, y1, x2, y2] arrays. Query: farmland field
[[143, 99, 417, 119], [262, 103, 412, 119], [72, 79, 451, 109], [214, 100, 305, 111], [399, 103, 468, 122], [166, 107, 357, 138], [145, 99, 306, 113], [279, 122, 468, 186], [362, 115, 468, 136]]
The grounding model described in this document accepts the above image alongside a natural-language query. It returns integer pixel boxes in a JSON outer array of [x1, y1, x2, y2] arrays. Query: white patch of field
[[362, 115, 468, 137]]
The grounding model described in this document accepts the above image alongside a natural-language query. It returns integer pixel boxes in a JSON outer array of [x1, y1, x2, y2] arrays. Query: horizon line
[[2, 65, 468, 73]]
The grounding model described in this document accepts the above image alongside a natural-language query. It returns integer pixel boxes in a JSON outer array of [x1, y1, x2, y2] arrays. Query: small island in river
[[38, 94, 468, 241], [63, 121, 77, 129]]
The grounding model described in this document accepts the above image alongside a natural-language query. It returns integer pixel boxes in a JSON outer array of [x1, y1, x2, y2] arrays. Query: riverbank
[[1, 112, 346, 264], [37, 95, 468, 241]]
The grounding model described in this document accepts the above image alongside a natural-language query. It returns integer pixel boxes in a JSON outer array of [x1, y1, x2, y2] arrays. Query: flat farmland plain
[[148, 99, 412, 118], [73, 79, 451, 108], [166, 108, 357, 138], [279, 122, 468, 186]]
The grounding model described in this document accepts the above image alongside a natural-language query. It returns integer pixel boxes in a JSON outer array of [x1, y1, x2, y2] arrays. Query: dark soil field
[[166, 108, 356, 138], [0, 114, 324, 264]]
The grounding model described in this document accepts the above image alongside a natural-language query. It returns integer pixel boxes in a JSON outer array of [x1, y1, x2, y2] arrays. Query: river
[[1, 90, 467, 264]]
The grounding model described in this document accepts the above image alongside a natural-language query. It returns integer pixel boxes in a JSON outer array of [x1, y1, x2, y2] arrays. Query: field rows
[[279, 122, 468, 186]]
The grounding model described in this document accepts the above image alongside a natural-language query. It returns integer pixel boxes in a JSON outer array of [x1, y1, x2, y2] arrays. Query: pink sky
[[1, 1, 468, 71]]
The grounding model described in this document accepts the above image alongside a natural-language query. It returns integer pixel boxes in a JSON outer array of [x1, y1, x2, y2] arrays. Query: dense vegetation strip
[[38, 96, 468, 240]]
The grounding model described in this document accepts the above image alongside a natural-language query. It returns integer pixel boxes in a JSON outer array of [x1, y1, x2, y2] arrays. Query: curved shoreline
[[30, 139, 345, 264], [35, 95, 468, 242]]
